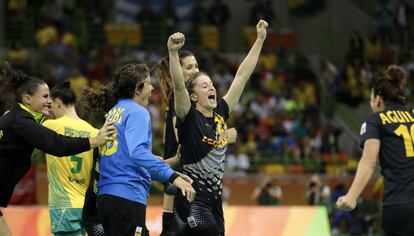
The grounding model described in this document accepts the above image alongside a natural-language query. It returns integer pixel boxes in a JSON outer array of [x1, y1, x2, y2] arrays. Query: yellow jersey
[[43, 116, 98, 208]]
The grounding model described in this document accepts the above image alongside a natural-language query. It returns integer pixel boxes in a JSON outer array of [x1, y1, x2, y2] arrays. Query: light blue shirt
[[98, 99, 175, 205]]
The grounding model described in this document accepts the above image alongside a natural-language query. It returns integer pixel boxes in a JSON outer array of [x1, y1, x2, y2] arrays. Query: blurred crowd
[[6, 1, 414, 234], [3, 0, 414, 179], [333, 0, 414, 107], [2, 0, 342, 176]]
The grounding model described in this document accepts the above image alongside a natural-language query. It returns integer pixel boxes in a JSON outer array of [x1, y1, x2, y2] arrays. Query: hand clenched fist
[[168, 32, 185, 51], [256, 19, 268, 41]]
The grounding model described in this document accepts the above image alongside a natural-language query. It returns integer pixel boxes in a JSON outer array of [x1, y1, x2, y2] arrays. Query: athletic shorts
[[174, 195, 224, 236], [383, 202, 414, 236], [84, 223, 105, 236], [98, 194, 149, 236], [49, 208, 85, 234], [53, 229, 86, 236]]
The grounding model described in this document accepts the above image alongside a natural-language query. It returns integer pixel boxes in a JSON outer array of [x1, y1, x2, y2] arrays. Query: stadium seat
[[287, 165, 306, 174], [263, 164, 285, 174], [201, 25, 219, 50]]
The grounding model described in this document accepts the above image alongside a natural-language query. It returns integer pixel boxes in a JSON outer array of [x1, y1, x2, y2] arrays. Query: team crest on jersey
[[360, 122, 366, 135], [134, 226, 142, 236]]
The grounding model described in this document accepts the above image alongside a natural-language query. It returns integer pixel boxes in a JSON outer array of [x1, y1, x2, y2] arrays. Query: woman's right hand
[[225, 128, 238, 144], [89, 121, 116, 148], [173, 176, 196, 202], [336, 194, 357, 211], [168, 32, 185, 51]]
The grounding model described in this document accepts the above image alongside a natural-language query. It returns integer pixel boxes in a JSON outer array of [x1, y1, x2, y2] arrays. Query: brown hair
[[0, 61, 46, 103], [155, 50, 195, 103], [50, 81, 76, 105], [185, 71, 209, 97], [371, 64, 405, 105], [83, 63, 150, 113]]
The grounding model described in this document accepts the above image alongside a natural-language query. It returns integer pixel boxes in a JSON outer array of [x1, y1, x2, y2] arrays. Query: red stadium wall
[[33, 163, 378, 206]]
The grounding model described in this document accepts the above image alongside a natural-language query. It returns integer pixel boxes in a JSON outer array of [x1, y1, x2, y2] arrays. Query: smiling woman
[[167, 19, 268, 236], [81, 63, 195, 236], [0, 62, 116, 236]]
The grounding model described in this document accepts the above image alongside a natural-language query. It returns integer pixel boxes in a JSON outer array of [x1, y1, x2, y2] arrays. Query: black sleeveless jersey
[[360, 104, 414, 206]]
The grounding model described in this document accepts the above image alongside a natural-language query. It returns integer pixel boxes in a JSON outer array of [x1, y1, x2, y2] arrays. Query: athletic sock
[[161, 212, 175, 235]]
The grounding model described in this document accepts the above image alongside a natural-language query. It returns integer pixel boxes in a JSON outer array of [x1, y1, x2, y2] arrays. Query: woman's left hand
[[256, 19, 268, 41]]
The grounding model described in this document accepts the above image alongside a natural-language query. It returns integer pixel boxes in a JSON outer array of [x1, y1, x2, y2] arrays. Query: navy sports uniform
[[164, 97, 179, 159], [174, 98, 229, 236], [161, 97, 180, 236], [361, 104, 414, 235], [82, 148, 104, 236]]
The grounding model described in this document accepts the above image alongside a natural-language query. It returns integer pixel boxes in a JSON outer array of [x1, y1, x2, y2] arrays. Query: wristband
[[169, 172, 179, 183]]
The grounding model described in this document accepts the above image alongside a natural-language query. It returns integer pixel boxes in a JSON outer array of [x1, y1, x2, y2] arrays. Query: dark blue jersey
[[361, 104, 414, 206]]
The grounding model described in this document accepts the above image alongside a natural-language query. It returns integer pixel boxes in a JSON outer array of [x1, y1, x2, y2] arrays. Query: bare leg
[[163, 194, 174, 213], [0, 210, 12, 236]]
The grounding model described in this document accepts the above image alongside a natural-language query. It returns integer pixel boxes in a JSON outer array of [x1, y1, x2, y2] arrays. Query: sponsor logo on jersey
[[360, 122, 366, 135], [135, 226, 142, 236]]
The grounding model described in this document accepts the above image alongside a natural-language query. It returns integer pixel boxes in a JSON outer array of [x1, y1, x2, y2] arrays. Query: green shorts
[[49, 208, 85, 235]]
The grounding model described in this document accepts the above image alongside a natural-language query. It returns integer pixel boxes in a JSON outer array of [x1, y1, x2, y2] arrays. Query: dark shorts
[[174, 196, 224, 236], [383, 202, 414, 236], [98, 194, 149, 236], [82, 185, 100, 226], [84, 223, 105, 236]]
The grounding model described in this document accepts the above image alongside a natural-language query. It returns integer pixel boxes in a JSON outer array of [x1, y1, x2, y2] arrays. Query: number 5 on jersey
[[394, 124, 414, 157]]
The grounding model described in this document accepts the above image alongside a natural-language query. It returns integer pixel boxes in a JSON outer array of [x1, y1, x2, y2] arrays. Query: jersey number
[[70, 155, 83, 173], [99, 133, 119, 156], [394, 124, 414, 157]]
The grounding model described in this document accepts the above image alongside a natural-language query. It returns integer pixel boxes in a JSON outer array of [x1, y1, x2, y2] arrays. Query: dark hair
[[50, 81, 76, 105], [185, 71, 209, 96], [83, 63, 150, 113], [1, 61, 46, 103], [155, 50, 195, 103], [371, 65, 405, 105]]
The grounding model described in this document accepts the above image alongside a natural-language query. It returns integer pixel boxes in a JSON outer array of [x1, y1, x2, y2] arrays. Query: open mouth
[[208, 94, 216, 102]]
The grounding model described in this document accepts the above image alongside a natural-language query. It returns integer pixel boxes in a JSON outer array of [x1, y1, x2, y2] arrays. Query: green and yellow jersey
[[43, 116, 98, 209]]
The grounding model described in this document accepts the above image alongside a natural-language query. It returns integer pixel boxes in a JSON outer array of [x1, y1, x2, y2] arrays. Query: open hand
[[173, 176, 196, 202], [176, 171, 193, 184], [90, 121, 116, 148]]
